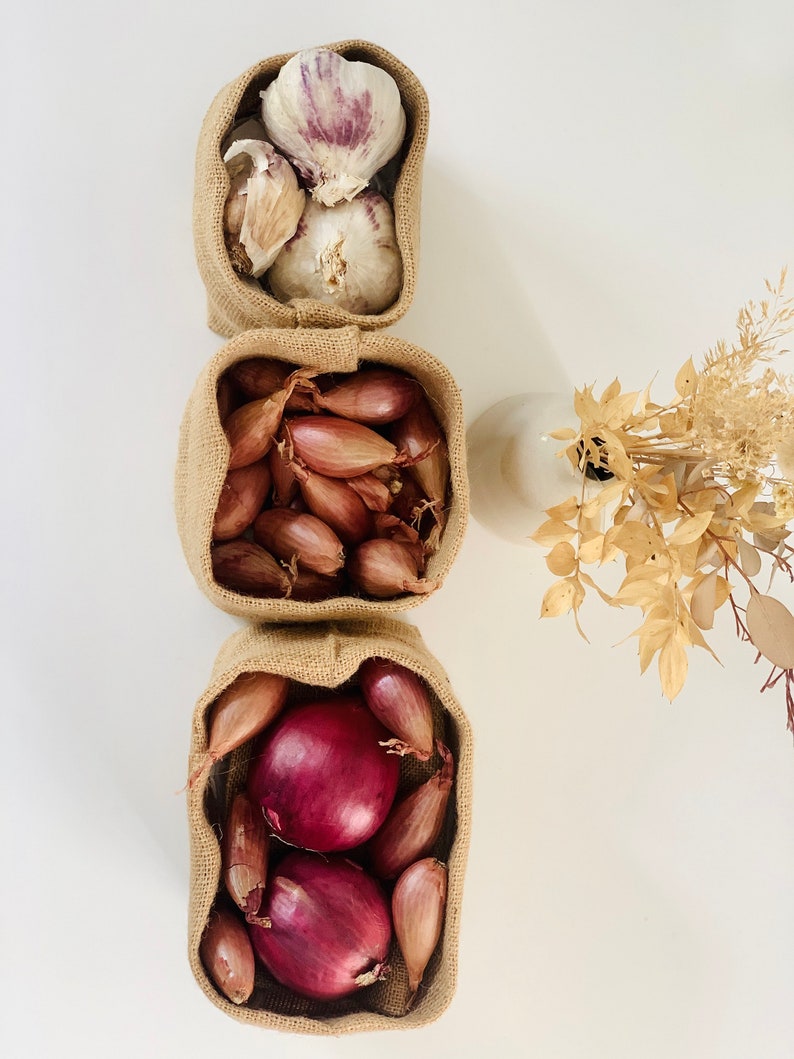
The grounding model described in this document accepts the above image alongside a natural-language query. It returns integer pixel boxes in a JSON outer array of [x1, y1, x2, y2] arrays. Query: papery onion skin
[[222, 792, 271, 923], [189, 671, 290, 788], [211, 539, 293, 598], [315, 369, 419, 425], [347, 538, 437, 598], [358, 657, 434, 760], [268, 441, 300, 506], [225, 368, 315, 470], [212, 460, 272, 541], [200, 906, 256, 1006], [369, 742, 454, 879], [247, 695, 401, 852], [392, 858, 448, 1000], [228, 359, 315, 411], [253, 507, 345, 576], [248, 851, 392, 1001], [286, 415, 400, 478]]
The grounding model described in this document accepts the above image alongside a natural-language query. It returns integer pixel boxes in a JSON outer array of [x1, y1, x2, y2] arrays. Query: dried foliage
[[533, 271, 794, 731]]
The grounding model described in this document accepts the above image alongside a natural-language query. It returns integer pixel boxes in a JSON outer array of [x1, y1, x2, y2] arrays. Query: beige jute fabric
[[174, 325, 468, 621], [193, 40, 429, 338], [186, 618, 473, 1035]]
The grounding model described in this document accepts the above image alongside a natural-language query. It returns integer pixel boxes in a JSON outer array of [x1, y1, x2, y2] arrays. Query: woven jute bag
[[186, 618, 473, 1035], [174, 324, 468, 621], [193, 39, 429, 338]]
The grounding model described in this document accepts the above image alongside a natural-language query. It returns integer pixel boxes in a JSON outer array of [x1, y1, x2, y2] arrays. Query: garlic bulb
[[222, 139, 305, 278], [260, 48, 406, 208], [267, 191, 402, 314]]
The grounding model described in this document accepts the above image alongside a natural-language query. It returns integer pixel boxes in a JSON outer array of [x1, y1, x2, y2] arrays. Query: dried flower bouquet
[[533, 271, 794, 730]]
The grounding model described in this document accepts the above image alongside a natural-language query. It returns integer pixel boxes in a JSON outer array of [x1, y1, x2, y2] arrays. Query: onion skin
[[247, 695, 401, 852], [286, 415, 400, 478], [296, 465, 374, 546], [392, 858, 448, 1002], [253, 507, 345, 576], [268, 441, 299, 506], [221, 792, 271, 923], [211, 539, 293, 598], [358, 657, 434, 760], [248, 851, 392, 1001], [347, 538, 437, 599], [225, 368, 315, 470], [368, 742, 454, 879], [212, 460, 272, 541], [189, 671, 289, 788], [228, 358, 314, 411], [200, 906, 256, 1006], [346, 469, 400, 512], [315, 369, 419, 425]]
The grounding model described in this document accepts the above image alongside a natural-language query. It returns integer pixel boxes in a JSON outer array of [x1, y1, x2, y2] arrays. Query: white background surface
[[3, 2, 793, 1057]]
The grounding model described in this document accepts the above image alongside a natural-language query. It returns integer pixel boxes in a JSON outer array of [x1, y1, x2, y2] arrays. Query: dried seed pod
[[213, 460, 272, 541], [200, 906, 256, 1005], [392, 858, 448, 1002], [369, 743, 454, 879], [253, 507, 345, 576], [222, 792, 271, 923], [211, 539, 293, 598]]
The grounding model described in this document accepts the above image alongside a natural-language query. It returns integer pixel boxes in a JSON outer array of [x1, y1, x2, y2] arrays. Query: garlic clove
[[260, 48, 406, 207], [222, 139, 305, 278], [268, 191, 402, 315]]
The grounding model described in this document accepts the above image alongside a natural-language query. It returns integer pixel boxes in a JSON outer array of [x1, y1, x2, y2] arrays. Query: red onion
[[358, 657, 434, 760], [200, 905, 256, 1005], [247, 695, 400, 852], [347, 538, 438, 598], [248, 851, 391, 1001], [314, 369, 419, 424], [369, 742, 454, 879], [392, 858, 447, 1001], [212, 459, 272, 541], [286, 415, 400, 477], [253, 507, 345, 576]]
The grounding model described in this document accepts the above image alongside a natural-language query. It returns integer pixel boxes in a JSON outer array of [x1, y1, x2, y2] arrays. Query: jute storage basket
[[187, 618, 472, 1035], [193, 39, 429, 338], [174, 324, 469, 621]]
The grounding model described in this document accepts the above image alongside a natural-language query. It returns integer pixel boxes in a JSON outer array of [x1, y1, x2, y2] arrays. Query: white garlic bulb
[[267, 190, 402, 314], [222, 139, 305, 278], [260, 48, 406, 208]]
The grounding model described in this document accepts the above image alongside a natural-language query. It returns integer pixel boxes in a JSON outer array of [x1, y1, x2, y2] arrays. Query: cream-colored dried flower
[[776, 435, 794, 480], [772, 482, 794, 520]]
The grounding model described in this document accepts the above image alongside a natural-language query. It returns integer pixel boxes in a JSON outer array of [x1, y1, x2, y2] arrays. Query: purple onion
[[247, 695, 400, 852], [248, 850, 392, 1000]]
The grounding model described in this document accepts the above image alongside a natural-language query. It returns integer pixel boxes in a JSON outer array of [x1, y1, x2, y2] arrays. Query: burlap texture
[[193, 40, 429, 338], [174, 325, 468, 621], [186, 619, 472, 1035]]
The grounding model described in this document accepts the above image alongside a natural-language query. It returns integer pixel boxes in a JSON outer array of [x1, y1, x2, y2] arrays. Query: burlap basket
[[174, 325, 468, 621], [186, 618, 472, 1035], [193, 39, 429, 338]]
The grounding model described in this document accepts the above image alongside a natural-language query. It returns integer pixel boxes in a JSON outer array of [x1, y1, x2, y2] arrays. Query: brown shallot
[[313, 368, 419, 425], [229, 357, 314, 411], [221, 792, 271, 925], [391, 395, 449, 516], [211, 539, 293, 597], [295, 464, 374, 545], [286, 415, 401, 478], [189, 671, 289, 787], [392, 858, 448, 1003], [225, 368, 314, 469], [369, 742, 454, 879], [268, 442, 299, 506], [212, 460, 272, 541], [347, 538, 437, 599], [199, 905, 256, 1006], [358, 657, 434, 760], [253, 507, 345, 576]]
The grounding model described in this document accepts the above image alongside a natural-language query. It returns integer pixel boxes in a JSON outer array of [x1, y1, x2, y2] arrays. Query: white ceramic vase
[[466, 392, 583, 546]]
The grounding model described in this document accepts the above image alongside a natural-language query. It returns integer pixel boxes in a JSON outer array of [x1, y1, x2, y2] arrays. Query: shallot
[[253, 507, 344, 576], [211, 539, 292, 598], [248, 850, 392, 1000], [358, 657, 434, 759], [200, 905, 256, 1005], [286, 415, 400, 477], [221, 791, 271, 924], [314, 369, 419, 425], [212, 459, 272, 540], [392, 858, 448, 1002], [347, 538, 437, 598]]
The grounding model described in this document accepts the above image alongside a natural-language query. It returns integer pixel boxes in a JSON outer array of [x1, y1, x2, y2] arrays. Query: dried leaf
[[578, 532, 605, 564], [546, 541, 577, 576], [545, 496, 579, 521], [674, 357, 698, 398], [737, 537, 762, 577], [599, 378, 621, 403], [531, 519, 576, 547], [745, 592, 794, 669], [667, 510, 713, 546], [573, 386, 600, 425], [548, 427, 577, 441], [612, 522, 662, 559], [540, 578, 579, 618], [581, 478, 626, 517], [658, 638, 688, 700], [690, 569, 717, 629]]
